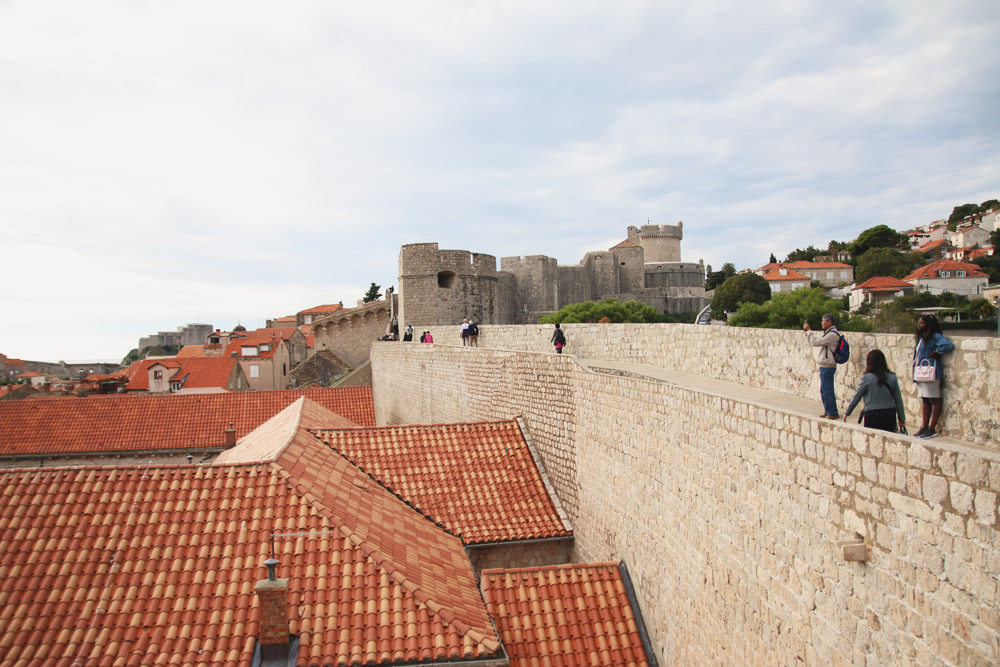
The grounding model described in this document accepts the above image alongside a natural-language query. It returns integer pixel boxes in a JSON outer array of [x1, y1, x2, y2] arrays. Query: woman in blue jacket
[[912, 314, 954, 439]]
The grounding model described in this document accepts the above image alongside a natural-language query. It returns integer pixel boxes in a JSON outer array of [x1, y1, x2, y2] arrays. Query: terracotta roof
[[903, 260, 988, 282], [785, 260, 852, 269], [15, 371, 43, 378], [0, 383, 27, 398], [214, 398, 360, 465], [854, 276, 913, 292], [312, 420, 571, 545], [763, 268, 810, 281], [0, 452, 501, 666], [756, 262, 782, 272], [481, 563, 651, 667], [125, 359, 181, 391], [175, 345, 205, 358], [298, 304, 343, 315], [0, 387, 375, 457], [968, 247, 992, 259], [919, 239, 949, 252], [611, 239, 640, 249], [273, 316, 297, 323], [170, 357, 238, 390]]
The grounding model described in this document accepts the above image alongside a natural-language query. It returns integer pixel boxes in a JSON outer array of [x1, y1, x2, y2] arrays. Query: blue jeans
[[819, 366, 838, 416]]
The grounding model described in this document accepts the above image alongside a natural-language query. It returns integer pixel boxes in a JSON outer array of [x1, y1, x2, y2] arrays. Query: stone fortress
[[398, 222, 710, 326]]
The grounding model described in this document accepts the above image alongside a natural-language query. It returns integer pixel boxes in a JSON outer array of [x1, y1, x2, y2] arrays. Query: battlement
[[627, 222, 683, 240]]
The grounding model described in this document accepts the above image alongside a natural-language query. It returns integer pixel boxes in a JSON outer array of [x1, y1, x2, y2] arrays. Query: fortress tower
[[627, 222, 683, 263]]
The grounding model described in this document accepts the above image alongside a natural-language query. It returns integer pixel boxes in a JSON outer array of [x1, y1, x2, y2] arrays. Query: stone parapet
[[371, 343, 1000, 666], [397, 323, 999, 449]]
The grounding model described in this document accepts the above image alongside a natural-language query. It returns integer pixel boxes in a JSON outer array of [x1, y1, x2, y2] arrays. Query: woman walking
[[912, 314, 954, 439], [843, 350, 905, 433]]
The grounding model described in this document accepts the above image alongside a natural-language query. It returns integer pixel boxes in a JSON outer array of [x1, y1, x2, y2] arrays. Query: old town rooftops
[[0, 387, 374, 457], [0, 448, 502, 666]]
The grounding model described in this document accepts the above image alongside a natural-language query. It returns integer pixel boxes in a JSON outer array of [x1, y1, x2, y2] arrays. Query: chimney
[[255, 557, 291, 661], [224, 422, 236, 448]]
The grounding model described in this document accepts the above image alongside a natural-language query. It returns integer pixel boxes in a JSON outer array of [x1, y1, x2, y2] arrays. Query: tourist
[[551, 323, 566, 354], [461, 319, 470, 346], [912, 314, 954, 439], [468, 320, 479, 347], [843, 350, 906, 433], [803, 313, 840, 419], [423, 331, 434, 344], [403, 325, 413, 342]]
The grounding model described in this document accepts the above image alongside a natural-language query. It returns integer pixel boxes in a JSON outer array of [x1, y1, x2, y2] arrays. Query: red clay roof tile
[[481, 563, 651, 667], [0, 387, 375, 457], [0, 445, 501, 667], [312, 420, 571, 545], [903, 259, 988, 281]]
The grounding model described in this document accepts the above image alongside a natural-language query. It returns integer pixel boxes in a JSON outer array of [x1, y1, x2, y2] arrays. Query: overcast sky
[[2, 1, 998, 362]]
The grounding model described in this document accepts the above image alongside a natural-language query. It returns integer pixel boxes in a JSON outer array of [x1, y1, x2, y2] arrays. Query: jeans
[[819, 366, 838, 416]]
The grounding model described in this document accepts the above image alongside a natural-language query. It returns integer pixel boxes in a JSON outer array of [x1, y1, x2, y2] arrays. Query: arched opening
[[437, 271, 456, 288]]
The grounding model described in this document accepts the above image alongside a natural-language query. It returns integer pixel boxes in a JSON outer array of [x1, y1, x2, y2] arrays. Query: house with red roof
[[761, 266, 811, 293], [126, 356, 247, 393], [756, 260, 853, 288], [903, 260, 989, 297], [221, 327, 307, 391], [918, 238, 952, 261], [296, 302, 344, 326], [849, 276, 915, 311]]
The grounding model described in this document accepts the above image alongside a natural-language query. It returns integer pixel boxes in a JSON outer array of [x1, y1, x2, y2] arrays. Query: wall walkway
[[371, 339, 1000, 666]]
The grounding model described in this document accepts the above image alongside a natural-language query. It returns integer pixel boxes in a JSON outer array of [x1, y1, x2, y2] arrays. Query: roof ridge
[[270, 462, 500, 653]]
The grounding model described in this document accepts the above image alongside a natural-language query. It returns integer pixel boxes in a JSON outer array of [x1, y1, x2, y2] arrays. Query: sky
[[1, 1, 998, 362]]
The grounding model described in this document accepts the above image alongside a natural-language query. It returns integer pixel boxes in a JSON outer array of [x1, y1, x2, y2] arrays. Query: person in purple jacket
[[912, 314, 954, 439]]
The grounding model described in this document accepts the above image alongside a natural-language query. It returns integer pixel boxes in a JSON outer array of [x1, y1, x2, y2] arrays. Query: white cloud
[[1, 0, 998, 359]]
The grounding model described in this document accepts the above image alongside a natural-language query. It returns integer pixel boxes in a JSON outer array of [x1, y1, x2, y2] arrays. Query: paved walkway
[[573, 356, 992, 457]]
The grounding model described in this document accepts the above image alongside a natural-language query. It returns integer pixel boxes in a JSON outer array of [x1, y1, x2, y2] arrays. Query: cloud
[[1, 1, 998, 360]]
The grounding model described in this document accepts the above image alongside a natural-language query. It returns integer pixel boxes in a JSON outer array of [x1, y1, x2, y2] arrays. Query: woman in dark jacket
[[912, 314, 954, 439], [844, 349, 905, 433]]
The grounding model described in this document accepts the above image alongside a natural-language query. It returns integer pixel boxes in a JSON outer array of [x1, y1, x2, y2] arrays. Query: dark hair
[[554, 323, 561, 328], [864, 349, 890, 386], [915, 314, 942, 344]]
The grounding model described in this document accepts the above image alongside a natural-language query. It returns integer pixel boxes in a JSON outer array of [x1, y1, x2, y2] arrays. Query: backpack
[[832, 330, 850, 364], [469, 323, 478, 336], [554, 328, 566, 345]]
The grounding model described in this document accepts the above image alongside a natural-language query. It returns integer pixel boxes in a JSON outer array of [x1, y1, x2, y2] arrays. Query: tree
[[991, 228, 1000, 248], [853, 247, 924, 283], [786, 245, 823, 262], [849, 225, 907, 258], [871, 302, 917, 334], [539, 299, 662, 324], [973, 254, 1000, 284], [362, 282, 382, 303], [769, 253, 777, 264], [967, 298, 996, 320], [710, 273, 771, 320], [122, 348, 139, 365], [948, 203, 978, 228], [706, 269, 728, 290], [727, 286, 871, 331], [981, 199, 999, 211]]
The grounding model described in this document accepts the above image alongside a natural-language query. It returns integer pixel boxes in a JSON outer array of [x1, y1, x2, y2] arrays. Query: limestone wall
[[403, 323, 999, 449], [371, 343, 1000, 666]]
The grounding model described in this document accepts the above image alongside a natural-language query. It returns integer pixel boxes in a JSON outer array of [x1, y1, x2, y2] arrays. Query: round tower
[[627, 222, 683, 263]]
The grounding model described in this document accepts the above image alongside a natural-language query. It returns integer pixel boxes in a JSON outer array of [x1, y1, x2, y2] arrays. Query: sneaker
[[913, 428, 932, 438], [922, 430, 939, 439]]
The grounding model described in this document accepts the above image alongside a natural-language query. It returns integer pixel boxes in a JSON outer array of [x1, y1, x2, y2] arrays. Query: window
[[249, 365, 259, 378], [940, 271, 950, 277], [241, 346, 257, 356], [260, 344, 270, 352], [304, 315, 312, 324], [282, 363, 287, 376], [957, 270, 966, 277], [437, 271, 456, 288], [826, 271, 834, 279], [154, 370, 163, 380]]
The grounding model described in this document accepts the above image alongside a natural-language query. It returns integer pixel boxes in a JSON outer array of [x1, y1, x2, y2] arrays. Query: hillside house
[[903, 260, 989, 297], [849, 276, 915, 311]]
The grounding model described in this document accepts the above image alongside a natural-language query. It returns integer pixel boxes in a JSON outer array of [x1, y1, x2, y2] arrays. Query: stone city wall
[[400, 323, 999, 449], [371, 342, 1000, 666]]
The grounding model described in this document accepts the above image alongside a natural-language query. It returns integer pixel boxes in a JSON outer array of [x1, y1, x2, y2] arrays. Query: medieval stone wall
[[500, 255, 560, 317], [312, 305, 391, 369], [628, 223, 683, 262], [398, 243, 508, 326], [370, 342, 1000, 666], [405, 323, 998, 449]]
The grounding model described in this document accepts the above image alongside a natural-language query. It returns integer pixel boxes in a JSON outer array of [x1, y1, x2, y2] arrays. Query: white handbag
[[914, 359, 936, 383]]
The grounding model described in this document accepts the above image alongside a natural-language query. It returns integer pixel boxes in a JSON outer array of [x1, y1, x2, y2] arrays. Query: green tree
[[786, 245, 823, 262], [710, 273, 771, 319], [706, 270, 728, 290], [871, 302, 917, 334], [727, 286, 871, 331], [362, 282, 382, 303], [122, 348, 139, 365], [990, 228, 1000, 248], [981, 199, 999, 211], [967, 298, 996, 320], [722, 262, 737, 277], [973, 254, 1000, 284], [853, 247, 924, 283], [948, 203, 978, 228], [849, 225, 907, 258], [769, 252, 777, 264], [539, 299, 662, 324]]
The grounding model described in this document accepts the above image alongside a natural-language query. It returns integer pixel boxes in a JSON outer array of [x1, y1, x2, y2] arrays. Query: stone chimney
[[255, 558, 290, 661], [224, 422, 236, 449]]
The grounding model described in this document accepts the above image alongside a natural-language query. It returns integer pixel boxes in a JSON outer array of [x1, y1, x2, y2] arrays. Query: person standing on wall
[[468, 320, 479, 347], [461, 319, 470, 346], [843, 350, 906, 433], [912, 314, 954, 439], [403, 325, 413, 342], [551, 323, 566, 354], [803, 313, 840, 419]]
